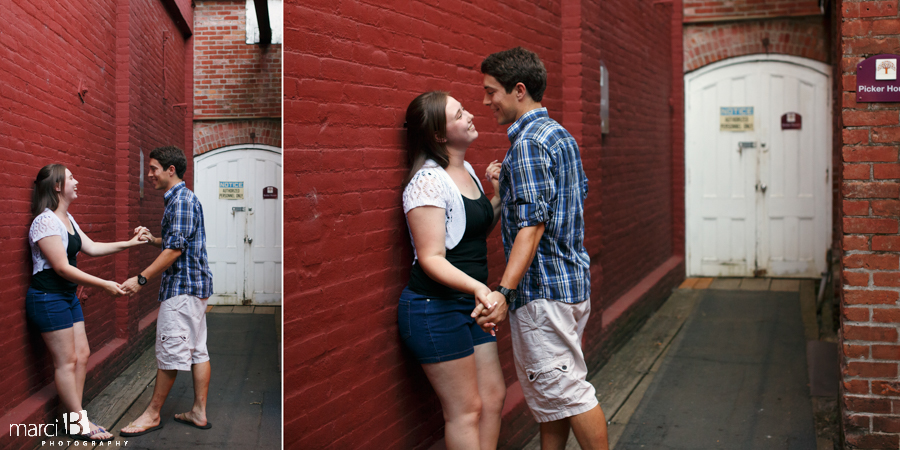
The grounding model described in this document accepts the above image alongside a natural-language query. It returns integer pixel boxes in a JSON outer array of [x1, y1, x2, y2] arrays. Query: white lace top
[[29, 209, 81, 275], [402, 159, 484, 262]]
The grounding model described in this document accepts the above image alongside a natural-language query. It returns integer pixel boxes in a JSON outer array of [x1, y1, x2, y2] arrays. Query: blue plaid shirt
[[158, 182, 213, 301], [500, 108, 591, 310]]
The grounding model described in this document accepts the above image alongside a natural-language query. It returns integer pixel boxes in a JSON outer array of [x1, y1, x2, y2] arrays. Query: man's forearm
[[499, 222, 545, 289], [140, 249, 183, 279]]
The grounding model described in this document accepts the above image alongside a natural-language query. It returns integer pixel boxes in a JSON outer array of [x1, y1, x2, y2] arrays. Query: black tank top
[[408, 183, 494, 299], [31, 229, 81, 294]]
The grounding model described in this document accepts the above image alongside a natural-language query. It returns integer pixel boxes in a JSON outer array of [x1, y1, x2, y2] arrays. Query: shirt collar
[[507, 107, 548, 143], [164, 181, 186, 205]]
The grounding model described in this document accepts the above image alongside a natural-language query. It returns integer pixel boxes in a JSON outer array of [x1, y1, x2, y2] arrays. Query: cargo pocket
[[159, 334, 188, 355], [524, 357, 574, 408]]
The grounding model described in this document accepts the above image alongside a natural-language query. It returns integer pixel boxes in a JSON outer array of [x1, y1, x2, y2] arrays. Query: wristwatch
[[137, 274, 147, 286], [497, 285, 517, 305]]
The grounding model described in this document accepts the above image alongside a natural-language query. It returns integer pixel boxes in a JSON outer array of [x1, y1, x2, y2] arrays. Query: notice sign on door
[[720, 107, 754, 131], [219, 181, 244, 200]]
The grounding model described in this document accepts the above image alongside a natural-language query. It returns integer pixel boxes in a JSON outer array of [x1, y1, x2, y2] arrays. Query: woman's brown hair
[[403, 91, 449, 186], [32, 164, 66, 217]]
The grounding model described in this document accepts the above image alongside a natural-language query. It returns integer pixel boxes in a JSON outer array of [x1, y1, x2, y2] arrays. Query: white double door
[[685, 56, 832, 278], [195, 145, 282, 305]]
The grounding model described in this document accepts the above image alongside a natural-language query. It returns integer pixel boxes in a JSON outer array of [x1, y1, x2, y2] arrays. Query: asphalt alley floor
[[35, 305, 282, 450], [523, 278, 837, 450]]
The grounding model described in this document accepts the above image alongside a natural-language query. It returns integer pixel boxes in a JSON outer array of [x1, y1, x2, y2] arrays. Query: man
[[473, 47, 609, 450], [119, 145, 214, 437]]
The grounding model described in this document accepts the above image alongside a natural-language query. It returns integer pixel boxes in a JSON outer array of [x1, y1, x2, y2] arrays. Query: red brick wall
[[286, 0, 682, 448], [839, 1, 900, 448], [193, 0, 281, 120], [0, 0, 191, 447], [684, 17, 829, 72], [194, 119, 282, 154], [684, 0, 822, 23], [595, 1, 676, 310]]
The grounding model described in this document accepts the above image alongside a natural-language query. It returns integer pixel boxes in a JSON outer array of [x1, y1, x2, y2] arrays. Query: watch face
[[138, 275, 147, 286]]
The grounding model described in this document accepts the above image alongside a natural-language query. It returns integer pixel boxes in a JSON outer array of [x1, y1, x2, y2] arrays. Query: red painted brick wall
[[286, 0, 683, 448], [194, 119, 282, 154], [684, 17, 829, 72], [838, 1, 900, 448], [594, 1, 676, 310], [684, 0, 822, 23], [192, 0, 282, 159], [0, 1, 191, 447], [193, 0, 281, 120]]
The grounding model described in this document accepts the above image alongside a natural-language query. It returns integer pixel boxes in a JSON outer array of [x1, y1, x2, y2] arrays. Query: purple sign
[[781, 112, 802, 130], [857, 54, 900, 102]]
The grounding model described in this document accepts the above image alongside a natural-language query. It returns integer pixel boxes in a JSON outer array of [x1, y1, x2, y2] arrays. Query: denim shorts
[[398, 286, 496, 364], [25, 287, 84, 333]]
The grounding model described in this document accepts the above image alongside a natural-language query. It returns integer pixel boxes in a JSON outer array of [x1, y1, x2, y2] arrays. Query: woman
[[399, 91, 507, 449], [28, 164, 149, 442]]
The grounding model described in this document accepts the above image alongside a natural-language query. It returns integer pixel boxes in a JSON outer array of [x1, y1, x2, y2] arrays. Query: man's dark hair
[[480, 47, 547, 102], [149, 145, 187, 179]]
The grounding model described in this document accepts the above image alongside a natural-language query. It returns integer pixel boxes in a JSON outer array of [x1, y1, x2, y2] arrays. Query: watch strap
[[498, 285, 517, 304]]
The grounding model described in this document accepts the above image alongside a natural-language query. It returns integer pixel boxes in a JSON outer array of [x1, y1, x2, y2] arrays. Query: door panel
[[686, 57, 831, 278], [759, 65, 829, 276], [688, 68, 758, 276], [195, 146, 283, 305], [247, 152, 282, 304], [196, 155, 246, 304]]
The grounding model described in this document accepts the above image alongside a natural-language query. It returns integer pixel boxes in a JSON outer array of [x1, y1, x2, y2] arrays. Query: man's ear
[[514, 82, 528, 101], [167, 165, 177, 176]]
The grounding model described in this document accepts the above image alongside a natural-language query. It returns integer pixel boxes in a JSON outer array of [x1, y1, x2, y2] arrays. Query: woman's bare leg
[[473, 343, 506, 450], [422, 354, 483, 450]]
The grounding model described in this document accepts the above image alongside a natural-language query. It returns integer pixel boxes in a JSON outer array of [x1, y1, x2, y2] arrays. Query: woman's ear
[[434, 133, 447, 143]]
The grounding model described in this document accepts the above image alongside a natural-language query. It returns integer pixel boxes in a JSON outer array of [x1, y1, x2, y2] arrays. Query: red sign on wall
[[781, 112, 802, 130], [263, 186, 278, 199]]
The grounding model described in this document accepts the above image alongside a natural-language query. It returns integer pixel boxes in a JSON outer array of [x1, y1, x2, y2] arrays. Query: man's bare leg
[[540, 418, 571, 450], [120, 369, 177, 433], [175, 361, 211, 426], [570, 405, 608, 450], [539, 405, 608, 450]]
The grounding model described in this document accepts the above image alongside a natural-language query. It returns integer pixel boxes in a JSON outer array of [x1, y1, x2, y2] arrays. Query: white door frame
[[685, 54, 832, 278], [195, 144, 283, 305]]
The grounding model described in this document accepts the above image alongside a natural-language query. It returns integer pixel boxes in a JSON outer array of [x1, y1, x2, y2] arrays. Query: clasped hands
[[471, 286, 508, 337], [103, 226, 154, 296]]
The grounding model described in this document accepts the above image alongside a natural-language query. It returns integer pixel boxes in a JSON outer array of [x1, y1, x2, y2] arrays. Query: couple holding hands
[[398, 47, 609, 450], [26, 146, 213, 442]]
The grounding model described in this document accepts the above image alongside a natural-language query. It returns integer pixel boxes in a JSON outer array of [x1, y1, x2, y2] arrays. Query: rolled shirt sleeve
[[508, 138, 554, 229], [163, 199, 196, 251]]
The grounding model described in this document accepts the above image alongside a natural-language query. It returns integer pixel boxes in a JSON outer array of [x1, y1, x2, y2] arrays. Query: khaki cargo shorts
[[156, 294, 209, 371], [509, 298, 598, 423]]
